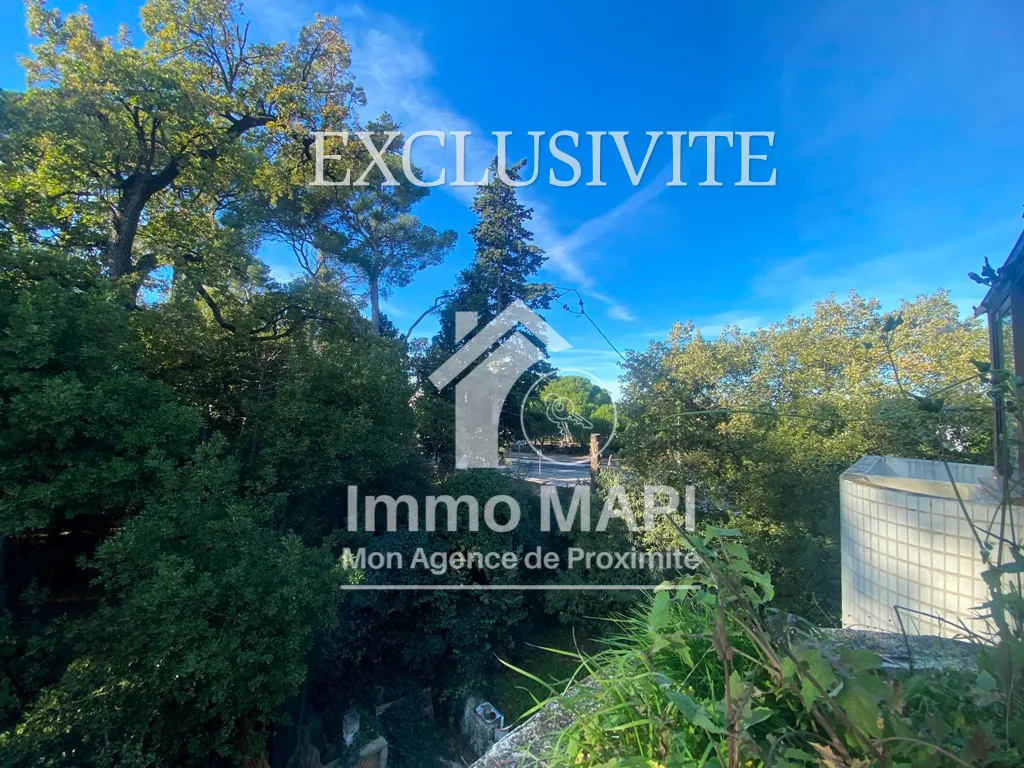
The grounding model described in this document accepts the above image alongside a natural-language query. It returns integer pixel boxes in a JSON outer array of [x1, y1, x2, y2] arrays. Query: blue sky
[[3, 0, 1023, 392]]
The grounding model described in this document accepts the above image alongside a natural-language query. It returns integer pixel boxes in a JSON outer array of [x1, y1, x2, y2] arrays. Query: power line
[[583, 312, 627, 361], [552, 286, 628, 362]]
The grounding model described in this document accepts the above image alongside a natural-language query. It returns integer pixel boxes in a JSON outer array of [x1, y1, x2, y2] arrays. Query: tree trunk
[[105, 161, 180, 301], [368, 273, 381, 336], [107, 180, 147, 280]]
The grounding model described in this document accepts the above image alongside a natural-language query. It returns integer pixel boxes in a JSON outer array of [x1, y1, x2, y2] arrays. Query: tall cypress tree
[[459, 157, 553, 320], [413, 157, 555, 463]]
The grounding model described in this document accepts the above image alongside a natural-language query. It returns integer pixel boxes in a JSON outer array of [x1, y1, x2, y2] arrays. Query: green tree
[[461, 158, 552, 318], [0, 245, 201, 535], [5, 0, 360, 300], [321, 471, 542, 707], [1, 444, 341, 767], [312, 117, 457, 336], [413, 159, 554, 463], [0, 4, 441, 763], [524, 374, 614, 447], [617, 291, 990, 618]]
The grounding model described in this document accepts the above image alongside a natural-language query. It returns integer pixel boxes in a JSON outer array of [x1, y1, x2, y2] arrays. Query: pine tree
[[413, 158, 555, 463], [460, 157, 553, 319]]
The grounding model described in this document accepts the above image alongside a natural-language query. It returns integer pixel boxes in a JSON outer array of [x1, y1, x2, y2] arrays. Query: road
[[500, 451, 591, 487]]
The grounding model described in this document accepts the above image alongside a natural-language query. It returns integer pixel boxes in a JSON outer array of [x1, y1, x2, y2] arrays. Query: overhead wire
[[551, 286, 628, 362]]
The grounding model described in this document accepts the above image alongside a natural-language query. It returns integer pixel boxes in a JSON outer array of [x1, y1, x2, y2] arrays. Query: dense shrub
[[617, 292, 990, 619], [533, 528, 1022, 768]]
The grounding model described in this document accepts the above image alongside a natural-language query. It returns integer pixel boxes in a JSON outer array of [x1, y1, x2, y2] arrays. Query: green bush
[[529, 528, 1022, 768]]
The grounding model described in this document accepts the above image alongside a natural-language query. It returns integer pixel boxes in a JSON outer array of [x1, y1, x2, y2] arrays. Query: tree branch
[[403, 292, 455, 340], [195, 283, 237, 333], [223, 112, 274, 137]]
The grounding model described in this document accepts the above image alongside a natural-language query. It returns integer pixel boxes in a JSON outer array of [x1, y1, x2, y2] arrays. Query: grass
[[488, 623, 597, 723]]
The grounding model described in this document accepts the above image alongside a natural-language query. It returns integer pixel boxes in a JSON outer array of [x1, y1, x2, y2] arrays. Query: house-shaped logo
[[429, 301, 571, 469]]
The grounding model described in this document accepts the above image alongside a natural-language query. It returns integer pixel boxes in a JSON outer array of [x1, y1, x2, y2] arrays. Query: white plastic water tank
[[840, 456, 1017, 639]]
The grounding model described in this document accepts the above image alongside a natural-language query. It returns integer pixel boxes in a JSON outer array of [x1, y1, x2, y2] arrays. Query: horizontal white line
[[339, 585, 697, 591]]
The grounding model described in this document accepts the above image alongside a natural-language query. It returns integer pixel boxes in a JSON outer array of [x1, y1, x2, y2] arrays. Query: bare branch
[[403, 292, 455, 340]]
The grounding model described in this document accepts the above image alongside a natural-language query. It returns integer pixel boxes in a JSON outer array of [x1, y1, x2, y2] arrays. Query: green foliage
[[526, 325, 1022, 766], [616, 291, 990, 619], [412, 158, 555, 465], [524, 375, 615, 447], [535, 532, 1022, 768], [1, 445, 342, 767], [0, 245, 201, 534], [323, 471, 541, 700], [463, 158, 553, 318], [377, 696, 449, 768], [316, 119, 457, 336], [258, 115, 457, 336], [539, 479, 652, 624], [434, 469, 541, 559], [2, 1, 1011, 764], [490, 624, 590, 722], [0, 2, 454, 763], [956, 354, 1024, 752], [256, 326, 419, 527], [8, 0, 360, 298]]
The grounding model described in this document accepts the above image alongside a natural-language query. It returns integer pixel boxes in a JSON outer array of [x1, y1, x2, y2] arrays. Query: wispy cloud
[[349, 15, 651, 321], [754, 221, 1015, 319], [546, 167, 671, 266], [245, 0, 656, 323], [605, 304, 637, 322], [693, 310, 765, 338], [378, 299, 408, 318], [542, 166, 676, 321]]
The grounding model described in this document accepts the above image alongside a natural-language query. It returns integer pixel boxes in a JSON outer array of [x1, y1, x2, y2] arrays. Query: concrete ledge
[[818, 628, 979, 671], [468, 695, 578, 768]]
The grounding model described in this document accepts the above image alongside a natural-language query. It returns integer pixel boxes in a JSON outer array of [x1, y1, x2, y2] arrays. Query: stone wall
[[461, 695, 509, 759]]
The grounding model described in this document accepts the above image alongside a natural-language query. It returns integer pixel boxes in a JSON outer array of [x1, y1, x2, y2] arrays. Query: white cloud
[[605, 304, 637, 322]]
